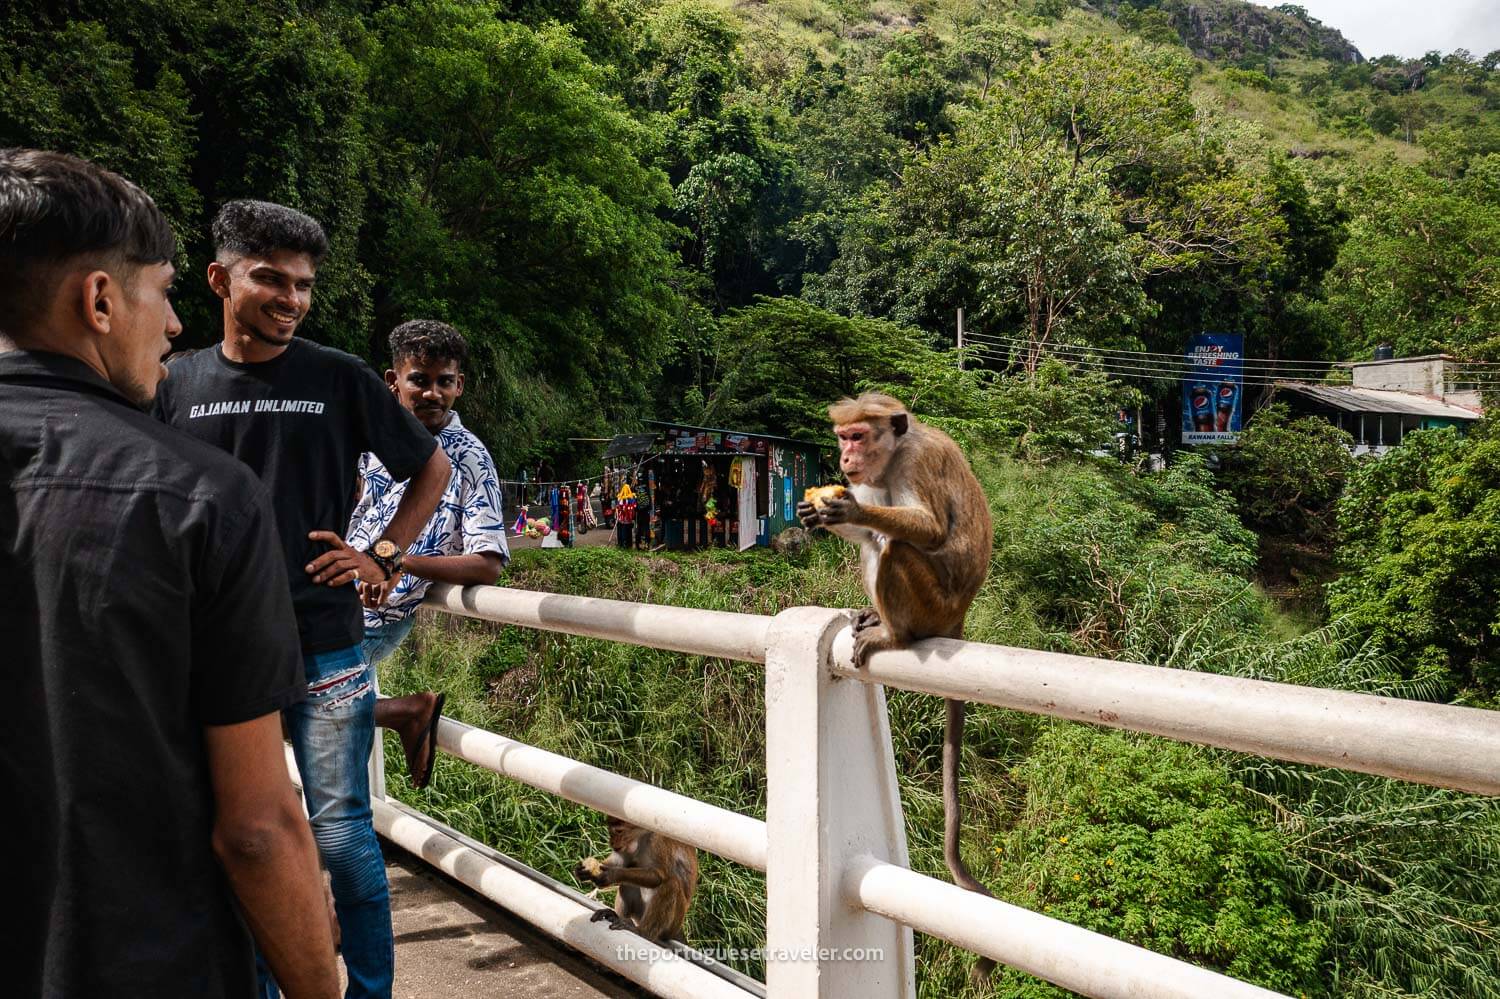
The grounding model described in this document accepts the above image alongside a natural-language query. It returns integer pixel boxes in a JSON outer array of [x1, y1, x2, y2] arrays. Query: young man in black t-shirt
[[1, 151, 339, 998], [155, 200, 450, 998]]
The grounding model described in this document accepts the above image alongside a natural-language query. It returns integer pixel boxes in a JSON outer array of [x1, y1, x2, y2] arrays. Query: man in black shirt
[[154, 199, 450, 998], [0, 149, 340, 997]]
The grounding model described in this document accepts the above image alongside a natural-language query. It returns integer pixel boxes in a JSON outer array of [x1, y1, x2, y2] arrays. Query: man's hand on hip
[[306, 530, 384, 587]]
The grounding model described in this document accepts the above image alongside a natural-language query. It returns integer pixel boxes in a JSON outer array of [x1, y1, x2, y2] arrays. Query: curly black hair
[[389, 319, 469, 370], [212, 199, 328, 266]]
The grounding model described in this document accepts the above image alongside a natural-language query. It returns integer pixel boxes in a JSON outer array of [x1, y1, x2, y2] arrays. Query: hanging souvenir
[[616, 482, 637, 525], [558, 485, 572, 547], [648, 468, 659, 547], [698, 461, 717, 506], [704, 496, 720, 531], [577, 482, 595, 530]]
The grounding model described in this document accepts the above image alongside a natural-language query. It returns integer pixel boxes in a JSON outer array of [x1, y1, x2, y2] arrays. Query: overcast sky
[[1252, 1, 1500, 60]]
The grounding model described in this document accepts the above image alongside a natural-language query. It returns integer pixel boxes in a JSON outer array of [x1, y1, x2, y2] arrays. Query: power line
[[963, 337, 1500, 385], [958, 330, 1351, 372], [967, 343, 1346, 387], [962, 333, 1345, 374], [960, 330, 1350, 373], [965, 340, 1349, 384], [960, 330, 1500, 380]]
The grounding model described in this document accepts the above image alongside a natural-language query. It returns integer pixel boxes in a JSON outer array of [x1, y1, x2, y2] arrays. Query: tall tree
[[365, 0, 685, 467]]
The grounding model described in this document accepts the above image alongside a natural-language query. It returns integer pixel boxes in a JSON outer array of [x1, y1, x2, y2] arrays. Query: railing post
[[764, 607, 915, 999]]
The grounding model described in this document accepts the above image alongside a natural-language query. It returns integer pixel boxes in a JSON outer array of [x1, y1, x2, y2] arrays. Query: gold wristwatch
[[366, 537, 403, 580]]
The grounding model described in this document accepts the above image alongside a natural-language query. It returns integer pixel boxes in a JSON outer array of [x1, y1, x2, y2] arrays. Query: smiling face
[[207, 248, 317, 356], [388, 354, 464, 433]]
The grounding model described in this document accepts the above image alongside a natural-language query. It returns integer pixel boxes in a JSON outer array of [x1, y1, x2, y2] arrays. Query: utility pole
[[956, 307, 965, 370]]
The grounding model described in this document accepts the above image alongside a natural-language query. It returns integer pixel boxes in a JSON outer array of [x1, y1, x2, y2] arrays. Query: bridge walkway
[[382, 841, 644, 999]]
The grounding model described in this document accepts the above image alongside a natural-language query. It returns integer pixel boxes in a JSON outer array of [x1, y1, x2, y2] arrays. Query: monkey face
[[606, 816, 639, 851], [835, 419, 893, 485]]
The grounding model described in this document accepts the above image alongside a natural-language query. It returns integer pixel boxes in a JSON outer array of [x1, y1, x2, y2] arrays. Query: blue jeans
[[361, 615, 417, 670], [258, 644, 392, 999]]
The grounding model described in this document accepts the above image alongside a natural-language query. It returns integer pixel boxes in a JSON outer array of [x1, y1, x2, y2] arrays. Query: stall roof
[[602, 433, 660, 459], [1275, 383, 1481, 420], [644, 420, 825, 450]]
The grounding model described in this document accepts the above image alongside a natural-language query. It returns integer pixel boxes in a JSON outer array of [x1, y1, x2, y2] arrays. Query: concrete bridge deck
[[383, 843, 645, 999]]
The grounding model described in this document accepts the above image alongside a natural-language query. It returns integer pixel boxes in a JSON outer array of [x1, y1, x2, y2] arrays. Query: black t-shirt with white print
[[154, 339, 437, 653]]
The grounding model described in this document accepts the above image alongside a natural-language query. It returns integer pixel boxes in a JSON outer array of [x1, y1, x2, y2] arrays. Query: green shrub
[[1328, 424, 1500, 699], [1216, 402, 1355, 539], [989, 725, 1328, 997], [1224, 67, 1280, 91]]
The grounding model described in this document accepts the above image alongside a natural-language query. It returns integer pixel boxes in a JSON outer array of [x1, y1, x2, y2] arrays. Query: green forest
[[7, 0, 1500, 995]]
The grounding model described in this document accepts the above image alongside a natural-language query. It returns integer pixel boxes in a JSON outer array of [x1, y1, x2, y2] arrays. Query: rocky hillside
[[1095, 0, 1363, 64]]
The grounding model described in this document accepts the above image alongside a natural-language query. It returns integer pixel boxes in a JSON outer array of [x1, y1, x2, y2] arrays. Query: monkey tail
[[944, 697, 997, 987]]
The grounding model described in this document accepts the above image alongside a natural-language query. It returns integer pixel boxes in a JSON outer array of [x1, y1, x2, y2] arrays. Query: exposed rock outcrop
[[1169, 1, 1362, 64], [1102, 0, 1363, 65]]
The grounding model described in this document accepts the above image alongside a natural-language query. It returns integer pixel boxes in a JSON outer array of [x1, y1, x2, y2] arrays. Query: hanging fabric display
[[577, 482, 596, 530], [616, 482, 637, 524], [558, 485, 572, 547], [736, 457, 757, 551], [698, 462, 716, 506], [648, 468, 658, 547]]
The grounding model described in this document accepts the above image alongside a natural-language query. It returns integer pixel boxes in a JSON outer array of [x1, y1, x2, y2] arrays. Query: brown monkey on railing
[[797, 391, 996, 983], [575, 816, 699, 943]]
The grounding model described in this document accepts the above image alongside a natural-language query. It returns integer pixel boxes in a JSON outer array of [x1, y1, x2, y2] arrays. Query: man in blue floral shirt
[[349, 320, 509, 787]]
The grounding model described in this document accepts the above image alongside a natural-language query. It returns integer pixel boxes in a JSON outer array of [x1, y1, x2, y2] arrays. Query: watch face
[[374, 539, 399, 559]]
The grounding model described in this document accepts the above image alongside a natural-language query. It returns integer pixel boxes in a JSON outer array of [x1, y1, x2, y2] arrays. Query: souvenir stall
[[502, 474, 602, 548], [598, 422, 826, 551]]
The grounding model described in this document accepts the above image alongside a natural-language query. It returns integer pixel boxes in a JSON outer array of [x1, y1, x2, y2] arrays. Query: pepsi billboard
[[1181, 333, 1243, 445]]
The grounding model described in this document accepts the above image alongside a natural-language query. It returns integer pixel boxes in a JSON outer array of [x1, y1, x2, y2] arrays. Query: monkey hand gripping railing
[[345, 583, 1500, 999]]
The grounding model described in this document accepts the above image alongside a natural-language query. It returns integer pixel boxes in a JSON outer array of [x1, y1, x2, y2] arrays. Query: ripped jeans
[[259, 644, 392, 999]]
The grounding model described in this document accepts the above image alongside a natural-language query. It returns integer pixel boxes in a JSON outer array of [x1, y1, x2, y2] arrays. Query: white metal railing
[[367, 583, 1500, 999]]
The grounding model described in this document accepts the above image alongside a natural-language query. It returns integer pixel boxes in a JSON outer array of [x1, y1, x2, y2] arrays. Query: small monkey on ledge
[[796, 391, 997, 983], [575, 816, 699, 944]]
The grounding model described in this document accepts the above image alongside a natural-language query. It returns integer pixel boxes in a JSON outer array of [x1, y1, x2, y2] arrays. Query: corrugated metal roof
[[602, 433, 659, 458], [644, 420, 824, 449], [1276, 382, 1481, 420]]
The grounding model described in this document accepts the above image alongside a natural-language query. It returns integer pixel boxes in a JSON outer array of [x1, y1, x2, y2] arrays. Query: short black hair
[[0, 148, 176, 339], [212, 199, 329, 266], [389, 319, 469, 370]]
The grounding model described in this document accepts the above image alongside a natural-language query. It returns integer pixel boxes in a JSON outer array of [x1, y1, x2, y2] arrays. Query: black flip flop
[[411, 691, 446, 790]]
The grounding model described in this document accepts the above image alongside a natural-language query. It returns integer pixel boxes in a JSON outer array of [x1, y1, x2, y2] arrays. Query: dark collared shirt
[[0, 350, 304, 999]]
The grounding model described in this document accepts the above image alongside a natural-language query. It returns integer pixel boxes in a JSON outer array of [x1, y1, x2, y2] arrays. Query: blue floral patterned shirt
[[348, 411, 509, 627]]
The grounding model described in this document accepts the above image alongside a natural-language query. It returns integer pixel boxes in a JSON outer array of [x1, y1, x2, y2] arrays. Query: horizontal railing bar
[[374, 797, 759, 999], [830, 629, 1500, 796], [846, 855, 1287, 999], [376, 798, 769, 999], [424, 583, 772, 663], [437, 717, 769, 872]]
